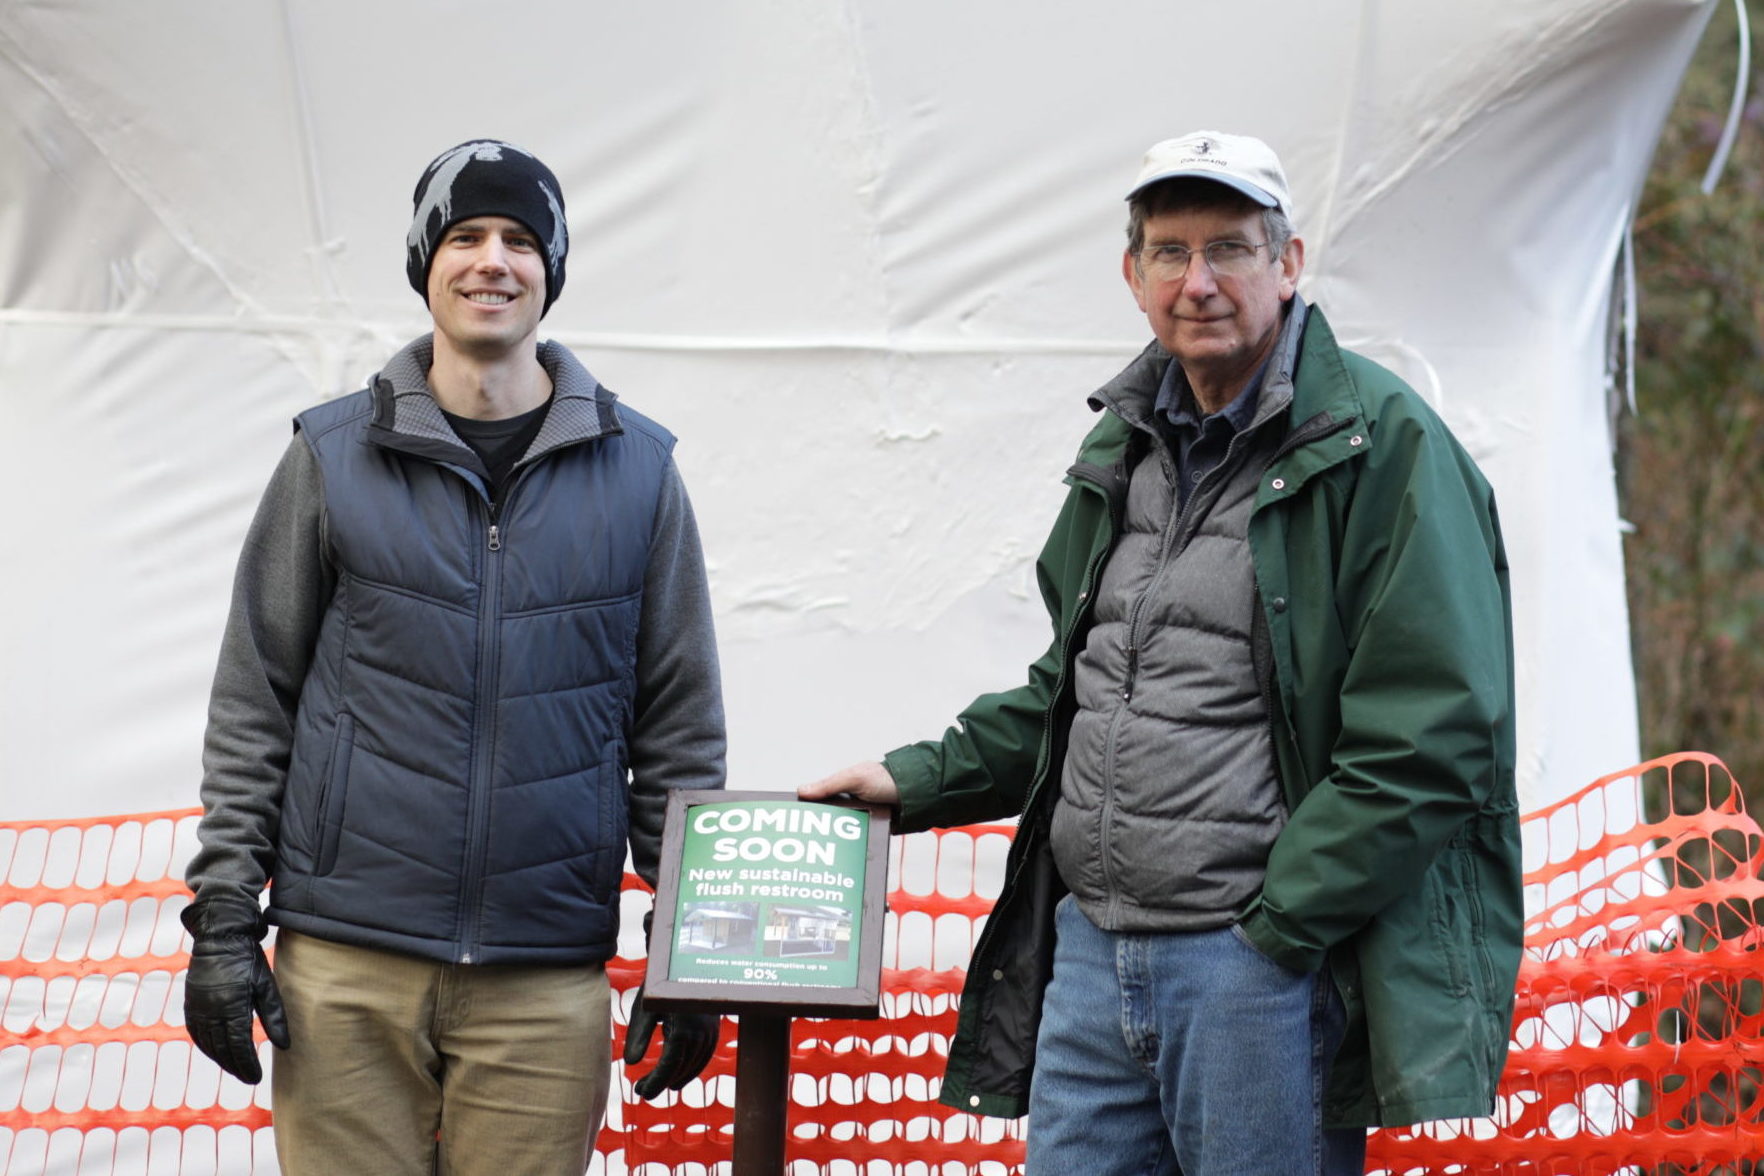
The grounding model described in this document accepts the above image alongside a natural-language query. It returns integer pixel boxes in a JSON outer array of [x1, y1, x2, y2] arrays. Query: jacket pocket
[[314, 713, 355, 877], [1425, 846, 1475, 999]]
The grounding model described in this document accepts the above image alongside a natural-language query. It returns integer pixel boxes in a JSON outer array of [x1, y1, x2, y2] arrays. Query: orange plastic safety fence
[[1366, 751, 1764, 1175], [4, 753, 1759, 1175]]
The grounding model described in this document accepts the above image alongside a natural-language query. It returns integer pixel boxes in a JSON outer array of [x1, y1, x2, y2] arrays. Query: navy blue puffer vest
[[267, 371, 673, 965]]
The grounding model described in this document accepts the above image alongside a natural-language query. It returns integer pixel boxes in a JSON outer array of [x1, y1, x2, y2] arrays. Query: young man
[[183, 140, 725, 1175], [803, 131, 1521, 1175]]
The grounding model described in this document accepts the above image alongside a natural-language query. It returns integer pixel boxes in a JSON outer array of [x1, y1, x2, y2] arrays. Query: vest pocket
[[593, 757, 629, 903], [314, 713, 355, 877]]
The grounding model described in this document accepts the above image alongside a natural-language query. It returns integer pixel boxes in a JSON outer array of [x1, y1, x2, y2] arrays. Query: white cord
[[1700, 0, 1752, 195]]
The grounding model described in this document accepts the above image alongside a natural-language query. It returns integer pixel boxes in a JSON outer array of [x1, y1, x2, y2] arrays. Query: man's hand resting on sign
[[798, 762, 898, 807]]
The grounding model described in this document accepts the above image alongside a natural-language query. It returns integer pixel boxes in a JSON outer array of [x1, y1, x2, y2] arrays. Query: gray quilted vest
[[1052, 308, 1307, 932]]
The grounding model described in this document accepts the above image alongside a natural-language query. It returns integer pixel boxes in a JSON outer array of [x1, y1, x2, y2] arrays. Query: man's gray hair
[[1126, 179, 1294, 261]]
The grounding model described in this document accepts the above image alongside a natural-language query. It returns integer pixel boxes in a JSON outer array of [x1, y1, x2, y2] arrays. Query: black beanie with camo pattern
[[406, 140, 569, 316]]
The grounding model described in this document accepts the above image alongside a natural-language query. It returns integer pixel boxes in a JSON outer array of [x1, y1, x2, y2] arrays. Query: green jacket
[[884, 306, 1520, 1128]]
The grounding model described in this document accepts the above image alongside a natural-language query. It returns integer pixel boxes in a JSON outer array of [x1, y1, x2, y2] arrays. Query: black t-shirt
[[442, 397, 552, 504]]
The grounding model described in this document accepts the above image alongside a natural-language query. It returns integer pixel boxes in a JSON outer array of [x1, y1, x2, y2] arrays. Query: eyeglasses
[[1138, 240, 1273, 280]]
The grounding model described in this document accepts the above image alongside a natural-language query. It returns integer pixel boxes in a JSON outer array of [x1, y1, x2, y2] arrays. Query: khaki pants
[[270, 929, 612, 1176]]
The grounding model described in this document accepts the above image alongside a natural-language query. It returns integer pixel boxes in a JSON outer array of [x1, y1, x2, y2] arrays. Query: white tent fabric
[[0, 0, 1716, 828]]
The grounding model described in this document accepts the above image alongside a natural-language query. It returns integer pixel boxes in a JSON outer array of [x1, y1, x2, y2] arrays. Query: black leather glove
[[180, 894, 290, 1084], [623, 910, 721, 1099], [623, 985, 721, 1099]]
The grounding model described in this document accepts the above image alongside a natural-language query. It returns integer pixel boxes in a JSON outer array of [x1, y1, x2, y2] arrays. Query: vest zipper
[[1117, 433, 1191, 708], [459, 495, 505, 964]]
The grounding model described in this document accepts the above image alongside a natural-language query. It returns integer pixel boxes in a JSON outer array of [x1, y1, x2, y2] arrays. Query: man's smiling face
[[426, 215, 547, 360]]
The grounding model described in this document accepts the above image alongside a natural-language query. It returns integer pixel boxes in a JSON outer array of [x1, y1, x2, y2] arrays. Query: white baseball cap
[[1126, 131, 1293, 218]]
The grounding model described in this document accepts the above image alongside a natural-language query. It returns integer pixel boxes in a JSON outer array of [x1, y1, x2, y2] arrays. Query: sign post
[[641, 790, 892, 1174], [732, 1012, 790, 1173]]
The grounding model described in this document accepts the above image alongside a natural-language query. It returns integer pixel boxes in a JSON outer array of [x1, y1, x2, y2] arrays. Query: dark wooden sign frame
[[641, 789, 891, 1019]]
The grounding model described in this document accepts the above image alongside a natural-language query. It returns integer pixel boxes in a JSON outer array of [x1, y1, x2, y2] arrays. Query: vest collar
[[367, 334, 623, 466]]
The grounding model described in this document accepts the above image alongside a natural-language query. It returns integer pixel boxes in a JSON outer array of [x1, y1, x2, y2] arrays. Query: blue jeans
[[1025, 897, 1366, 1176]]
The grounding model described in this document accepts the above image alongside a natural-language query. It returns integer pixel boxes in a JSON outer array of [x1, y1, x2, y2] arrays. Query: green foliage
[[1623, 0, 1764, 808]]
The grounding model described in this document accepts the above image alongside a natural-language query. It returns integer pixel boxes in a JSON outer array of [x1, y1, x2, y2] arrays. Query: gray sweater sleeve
[[185, 435, 335, 907], [626, 456, 727, 885]]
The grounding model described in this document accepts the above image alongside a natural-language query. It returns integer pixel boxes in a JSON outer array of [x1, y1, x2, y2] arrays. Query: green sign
[[667, 799, 869, 990]]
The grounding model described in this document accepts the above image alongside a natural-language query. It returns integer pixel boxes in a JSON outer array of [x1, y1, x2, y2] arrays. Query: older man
[[803, 131, 1521, 1175]]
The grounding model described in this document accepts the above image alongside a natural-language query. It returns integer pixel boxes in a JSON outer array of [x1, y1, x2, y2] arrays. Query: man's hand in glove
[[624, 911, 720, 1098], [623, 986, 721, 1099], [180, 893, 290, 1084]]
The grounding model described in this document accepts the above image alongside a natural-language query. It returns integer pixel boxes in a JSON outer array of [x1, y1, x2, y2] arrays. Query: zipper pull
[[488, 524, 502, 552]]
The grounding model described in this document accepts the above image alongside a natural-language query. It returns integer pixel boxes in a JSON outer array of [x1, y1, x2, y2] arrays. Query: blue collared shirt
[[1153, 358, 1270, 511]]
